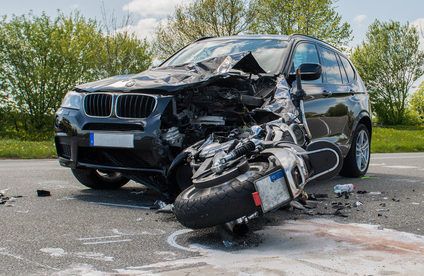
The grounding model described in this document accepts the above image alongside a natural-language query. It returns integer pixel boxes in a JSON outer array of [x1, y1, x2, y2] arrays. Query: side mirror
[[297, 63, 322, 81], [289, 63, 322, 81]]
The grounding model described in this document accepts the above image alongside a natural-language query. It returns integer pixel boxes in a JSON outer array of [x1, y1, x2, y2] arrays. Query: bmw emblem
[[125, 80, 136, 87]]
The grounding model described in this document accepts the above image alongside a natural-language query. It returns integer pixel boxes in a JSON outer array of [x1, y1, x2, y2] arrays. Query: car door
[[288, 41, 337, 140], [316, 45, 351, 149]]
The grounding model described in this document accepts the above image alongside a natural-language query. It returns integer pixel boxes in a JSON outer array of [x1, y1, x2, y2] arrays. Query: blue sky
[[1, 0, 423, 47]]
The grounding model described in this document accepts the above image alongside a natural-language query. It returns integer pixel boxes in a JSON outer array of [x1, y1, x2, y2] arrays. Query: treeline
[[0, 0, 423, 140], [0, 12, 151, 138]]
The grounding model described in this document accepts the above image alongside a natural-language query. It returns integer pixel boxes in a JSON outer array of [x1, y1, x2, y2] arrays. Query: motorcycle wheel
[[174, 161, 269, 229]]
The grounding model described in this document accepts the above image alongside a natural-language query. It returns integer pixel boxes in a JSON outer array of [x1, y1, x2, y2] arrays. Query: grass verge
[[371, 125, 424, 153], [0, 139, 56, 159], [0, 125, 422, 159]]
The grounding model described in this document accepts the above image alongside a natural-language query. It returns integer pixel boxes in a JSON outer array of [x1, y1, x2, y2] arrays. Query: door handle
[[322, 90, 333, 97]]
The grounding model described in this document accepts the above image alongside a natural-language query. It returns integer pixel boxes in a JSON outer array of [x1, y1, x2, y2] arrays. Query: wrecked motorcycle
[[174, 64, 343, 229]]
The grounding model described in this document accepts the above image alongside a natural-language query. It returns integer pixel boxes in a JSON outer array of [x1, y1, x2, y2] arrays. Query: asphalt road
[[1, 153, 424, 275]]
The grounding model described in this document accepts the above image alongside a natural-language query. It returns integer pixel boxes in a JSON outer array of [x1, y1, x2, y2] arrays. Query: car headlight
[[61, 91, 83, 110]]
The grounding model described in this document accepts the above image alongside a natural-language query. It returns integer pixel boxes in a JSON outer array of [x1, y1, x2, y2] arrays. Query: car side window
[[337, 54, 348, 84], [290, 42, 322, 83], [319, 46, 343, 84], [340, 55, 356, 83]]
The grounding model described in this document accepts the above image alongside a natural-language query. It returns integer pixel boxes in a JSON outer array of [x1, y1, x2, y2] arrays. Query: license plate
[[254, 169, 291, 213], [89, 133, 134, 148]]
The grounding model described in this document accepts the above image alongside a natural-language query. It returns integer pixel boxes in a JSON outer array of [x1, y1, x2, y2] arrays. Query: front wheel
[[340, 124, 371, 177], [174, 162, 269, 229], [71, 168, 129, 190]]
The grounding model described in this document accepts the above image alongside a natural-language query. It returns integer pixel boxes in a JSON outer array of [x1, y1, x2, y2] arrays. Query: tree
[[0, 12, 152, 133], [0, 12, 102, 131], [99, 4, 152, 76], [410, 82, 424, 122], [351, 21, 424, 125], [250, 0, 352, 46], [154, 0, 257, 58]]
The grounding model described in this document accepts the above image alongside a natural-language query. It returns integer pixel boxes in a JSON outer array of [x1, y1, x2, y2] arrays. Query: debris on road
[[369, 191, 382, 195], [290, 200, 306, 210], [156, 204, 174, 214], [333, 184, 354, 194], [151, 200, 174, 213], [357, 190, 368, 194], [308, 193, 329, 200], [353, 201, 363, 207], [1, 189, 22, 207], [37, 190, 51, 197]]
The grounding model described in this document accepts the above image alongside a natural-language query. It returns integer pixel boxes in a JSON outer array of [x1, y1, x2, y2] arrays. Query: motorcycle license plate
[[89, 133, 134, 148], [254, 169, 291, 213]]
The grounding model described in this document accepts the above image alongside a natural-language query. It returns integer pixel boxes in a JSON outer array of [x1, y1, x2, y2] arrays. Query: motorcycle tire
[[174, 161, 270, 229]]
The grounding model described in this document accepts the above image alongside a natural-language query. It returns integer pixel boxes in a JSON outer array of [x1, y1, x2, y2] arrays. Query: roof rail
[[290, 33, 342, 52]]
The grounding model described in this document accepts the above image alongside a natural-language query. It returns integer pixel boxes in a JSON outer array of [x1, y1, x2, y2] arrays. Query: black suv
[[55, 34, 371, 193]]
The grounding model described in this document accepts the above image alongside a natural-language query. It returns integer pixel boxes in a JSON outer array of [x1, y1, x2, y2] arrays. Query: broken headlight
[[61, 91, 83, 110]]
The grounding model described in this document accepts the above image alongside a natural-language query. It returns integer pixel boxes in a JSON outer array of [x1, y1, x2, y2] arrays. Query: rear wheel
[[71, 168, 129, 190], [340, 124, 370, 177], [174, 162, 269, 229]]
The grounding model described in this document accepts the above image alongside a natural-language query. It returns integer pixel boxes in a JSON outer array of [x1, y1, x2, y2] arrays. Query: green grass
[[372, 125, 424, 153], [0, 139, 56, 159], [0, 125, 422, 159]]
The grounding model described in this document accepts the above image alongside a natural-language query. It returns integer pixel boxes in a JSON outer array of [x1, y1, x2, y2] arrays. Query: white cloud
[[411, 18, 424, 50], [121, 0, 190, 40], [353, 14, 367, 26], [118, 18, 164, 40]]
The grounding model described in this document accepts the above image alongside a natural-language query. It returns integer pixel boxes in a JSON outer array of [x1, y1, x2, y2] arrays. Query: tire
[[71, 168, 129, 190], [174, 162, 269, 229], [340, 124, 371, 178]]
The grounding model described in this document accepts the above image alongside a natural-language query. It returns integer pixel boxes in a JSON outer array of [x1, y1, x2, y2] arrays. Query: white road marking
[[82, 239, 132, 245], [383, 165, 418, 169], [40, 248, 66, 257], [166, 229, 194, 252], [369, 163, 386, 166], [78, 235, 123, 241], [88, 201, 152, 209], [372, 155, 424, 160], [0, 248, 59, 271]]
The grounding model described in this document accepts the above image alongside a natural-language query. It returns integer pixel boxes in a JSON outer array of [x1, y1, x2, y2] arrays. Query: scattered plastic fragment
[[290, 200, 306, 210], [308, 193, 329, 200], [353, 201, 363, 207], [222, 240, 234, 248], [392, 198, 400, 202], [37, 190, 51, 197], [156, 204, 174, 213], [0, 189, 22, 206], [333, 184, 354, 194], [334, 209, 348, 218], [411, 202, 420, 205], [369, 191, 382, 195], [151, 200, 167, 210]]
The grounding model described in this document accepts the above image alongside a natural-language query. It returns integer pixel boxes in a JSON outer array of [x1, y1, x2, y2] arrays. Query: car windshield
[[161, 38, 289, 74]]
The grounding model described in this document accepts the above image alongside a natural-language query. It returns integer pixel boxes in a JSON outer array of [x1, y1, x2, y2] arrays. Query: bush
[[410, 83, 424, 123]]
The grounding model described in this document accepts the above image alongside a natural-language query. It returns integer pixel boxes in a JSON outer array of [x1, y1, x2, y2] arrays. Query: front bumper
[[55, 96, 173, 175]]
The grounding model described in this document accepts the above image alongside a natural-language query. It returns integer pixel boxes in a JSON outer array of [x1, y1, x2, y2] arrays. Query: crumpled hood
[[75, 52, 266, 94]]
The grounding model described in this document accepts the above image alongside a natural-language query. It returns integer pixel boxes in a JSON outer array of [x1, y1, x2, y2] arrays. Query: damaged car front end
[[55, 35, 371, 207], [55, 37, 292, 195]]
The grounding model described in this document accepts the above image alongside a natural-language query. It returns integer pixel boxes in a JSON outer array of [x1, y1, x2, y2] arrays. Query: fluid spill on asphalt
[[124, 219, 424, 275], [56, 219, 424, 275]]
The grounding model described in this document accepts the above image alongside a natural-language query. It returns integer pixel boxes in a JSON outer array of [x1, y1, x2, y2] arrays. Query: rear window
[[319, 47, 343, 84], [340, 56, 356, 83]]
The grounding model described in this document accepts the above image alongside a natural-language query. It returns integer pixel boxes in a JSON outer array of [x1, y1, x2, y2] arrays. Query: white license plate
[[254, 169, 291, 213], [89, 133, 134, 148]]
